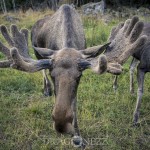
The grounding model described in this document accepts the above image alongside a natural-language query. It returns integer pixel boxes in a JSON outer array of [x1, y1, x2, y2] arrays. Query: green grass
[[0, 11, 150, 150]]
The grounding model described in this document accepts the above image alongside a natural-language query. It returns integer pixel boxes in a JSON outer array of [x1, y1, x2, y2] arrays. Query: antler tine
[[10, 25, 30, 60], [125, 16, 139, 37], [129, 21, 144, 43], [0, 41, 11, 59], [109, 22, 124, 42], [108, 26, 116, 42], [0, 40, 12, 68], [122, 19, 131, 32], [109, 19, 131, 42], [0, 26, 13, 68], [115, 22, 124, 32], [20, 28, 29, 46], [0, 25, 14, 47]]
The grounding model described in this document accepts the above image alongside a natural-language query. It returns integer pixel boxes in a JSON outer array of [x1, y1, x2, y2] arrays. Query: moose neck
[[50, 5, 85, 50], [62, 6, 74, 48], [31, 5, 86, 52]]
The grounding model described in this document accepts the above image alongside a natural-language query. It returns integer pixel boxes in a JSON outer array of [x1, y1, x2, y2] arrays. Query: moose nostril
[[55, 124, 64, 133]]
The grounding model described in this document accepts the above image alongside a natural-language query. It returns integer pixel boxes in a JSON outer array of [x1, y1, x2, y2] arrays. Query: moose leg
[[72, 99, 86, 148], [133, 66, 145, 125], [113, 75, 118, 91], [130, 58, 139, 94], [43, 70, 52, 96]]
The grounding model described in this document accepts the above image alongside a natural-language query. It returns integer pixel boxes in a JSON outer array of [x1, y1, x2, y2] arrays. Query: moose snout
[[52, 106, 74, 134]]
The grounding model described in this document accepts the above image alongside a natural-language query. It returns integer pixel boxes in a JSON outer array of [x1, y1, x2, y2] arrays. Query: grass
[[0, 10, 150, 150]]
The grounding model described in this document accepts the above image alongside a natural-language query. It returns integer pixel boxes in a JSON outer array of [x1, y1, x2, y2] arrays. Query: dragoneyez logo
[[48, 137, 108, 146]]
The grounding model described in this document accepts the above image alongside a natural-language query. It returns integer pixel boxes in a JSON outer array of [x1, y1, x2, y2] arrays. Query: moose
[[112, 22, 150, 126], [0, 4, 147, 148]]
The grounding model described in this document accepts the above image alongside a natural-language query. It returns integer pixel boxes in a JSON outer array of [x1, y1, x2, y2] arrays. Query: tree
[[0, 1, 4, 13], [47, 0, 59, 11], [2, 0, 7, 13], [12, 0, 16, 12]]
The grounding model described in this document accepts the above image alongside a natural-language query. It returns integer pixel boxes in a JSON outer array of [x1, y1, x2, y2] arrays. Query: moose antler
[[0, 25, 52, 72], [0, 25, 14, 68], [104, 16, 147, 75], [0, 40, 12, 68]]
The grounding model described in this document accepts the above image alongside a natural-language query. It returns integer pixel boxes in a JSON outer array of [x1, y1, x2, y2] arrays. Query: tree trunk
[[2, 0, 7, 13], [12, 0, 16, 13], [103, 0, 106, 9], [0, 0, 4, 13], [47, 0, 58, 11], [74, 0, 83, 7]]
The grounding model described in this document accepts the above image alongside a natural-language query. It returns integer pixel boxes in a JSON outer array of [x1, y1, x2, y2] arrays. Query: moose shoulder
[[0, 4, 147, 148]]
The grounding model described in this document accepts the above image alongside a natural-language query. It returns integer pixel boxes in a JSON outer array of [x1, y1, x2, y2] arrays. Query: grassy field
[[0, 9, 150, 150]]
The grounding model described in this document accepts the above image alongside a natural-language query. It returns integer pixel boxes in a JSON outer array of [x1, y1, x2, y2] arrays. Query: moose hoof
[[72, 136, 83, 148], [132, 112, 140, 127]]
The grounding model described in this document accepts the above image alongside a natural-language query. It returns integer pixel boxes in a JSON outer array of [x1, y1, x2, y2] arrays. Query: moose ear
[[81, 42, 110, 59], [33, 46, 56, 58]]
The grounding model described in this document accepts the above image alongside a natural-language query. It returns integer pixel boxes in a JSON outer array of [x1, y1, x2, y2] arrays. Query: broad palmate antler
[[0, 25, 52, 72], [104, 16, 147, 75]]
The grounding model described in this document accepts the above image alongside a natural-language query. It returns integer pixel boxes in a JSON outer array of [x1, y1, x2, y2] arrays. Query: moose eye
[[78, 60, 91, 71], [106, 44, 113, 52]]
